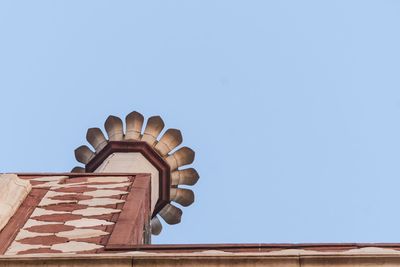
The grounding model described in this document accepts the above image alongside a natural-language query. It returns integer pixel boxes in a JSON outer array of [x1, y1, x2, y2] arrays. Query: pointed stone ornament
[[154, 128, 183, 156], [105, 115, 124, 141], [159, 203, 182, 225], [75, 145, 95, 164], [170, 188, 195, 207], [141, 116, 165, 146], [150, 216, 162, 235], [165, 146, 195, 170], [73, 111, 200, 235], [125, 111, 144, 140], [86, 127, 107, 152], [171, 168, 199, 186]]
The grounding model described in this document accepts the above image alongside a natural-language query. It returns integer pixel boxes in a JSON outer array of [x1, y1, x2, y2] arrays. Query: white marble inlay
[[86, 182, 132, 189], [65, 218, 114, 228], [30, 176, 68, 182], [78, 198, 125, 206], [56, 228, 109, 239], [33, 181, 63, 188], [85, 176, 130, 183], [38, 198, 77, 207], [15, 229, 53, 240], [5, 242, 49, 255], [72, 207, 121, 216], [31, 208, 69, 217], [83, 189, 128, 197], [51, 241, 103, 253], [46, 191, 75, 198], [22, 219, 62, 229]]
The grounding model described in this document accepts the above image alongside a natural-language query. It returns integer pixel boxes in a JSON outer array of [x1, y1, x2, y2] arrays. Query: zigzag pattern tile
[[5, 176, 132, 255]]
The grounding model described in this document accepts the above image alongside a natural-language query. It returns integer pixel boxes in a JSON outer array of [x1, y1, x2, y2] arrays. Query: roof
[[0, 173, 151, 255], [2, 175, 400, 266]]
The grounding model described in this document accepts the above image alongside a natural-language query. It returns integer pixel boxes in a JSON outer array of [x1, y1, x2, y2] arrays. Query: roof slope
[[0, 173, 151, 255]]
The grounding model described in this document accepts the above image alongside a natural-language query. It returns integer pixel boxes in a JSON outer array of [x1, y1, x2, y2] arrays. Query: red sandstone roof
[[3, 173, 400, 260], [0, 173, 151, 255]]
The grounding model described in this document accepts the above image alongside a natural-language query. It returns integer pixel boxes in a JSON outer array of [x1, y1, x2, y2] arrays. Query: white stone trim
[[0, 174, 32, 232]]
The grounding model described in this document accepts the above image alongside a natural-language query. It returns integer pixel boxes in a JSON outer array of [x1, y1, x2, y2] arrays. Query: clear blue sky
[[1, 1, 400, 244]]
